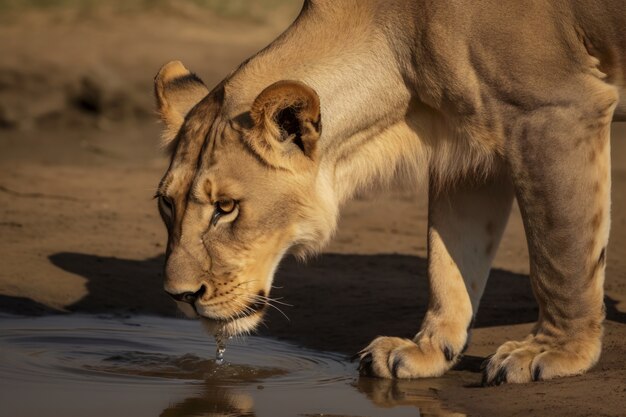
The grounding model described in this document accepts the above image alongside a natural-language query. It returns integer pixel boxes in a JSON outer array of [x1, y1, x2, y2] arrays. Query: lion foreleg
[[358, 173, 514, 378]]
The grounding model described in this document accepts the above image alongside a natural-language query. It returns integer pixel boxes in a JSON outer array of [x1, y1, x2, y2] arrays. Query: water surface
[[0, 315, 462, 417]]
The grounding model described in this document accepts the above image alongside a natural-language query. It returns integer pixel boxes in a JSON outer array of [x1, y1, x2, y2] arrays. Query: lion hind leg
[[483, 79, 616, 385], [358, 173, 514, 378]]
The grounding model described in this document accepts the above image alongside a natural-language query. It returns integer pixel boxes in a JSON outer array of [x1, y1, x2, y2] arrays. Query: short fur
[[154, 0, 625, 384]]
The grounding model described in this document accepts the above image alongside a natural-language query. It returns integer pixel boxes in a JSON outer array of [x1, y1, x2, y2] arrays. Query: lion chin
[[174, 300, 264, 338], [200, 314, 264, 339]]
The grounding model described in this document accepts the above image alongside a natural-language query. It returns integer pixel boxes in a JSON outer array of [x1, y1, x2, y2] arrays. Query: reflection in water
[[0, 315, 464, 417], [356, 377, 466, 417], [160, 386, 256, 417], [90, 351, 278, 417], [158, 378, 466, 417]]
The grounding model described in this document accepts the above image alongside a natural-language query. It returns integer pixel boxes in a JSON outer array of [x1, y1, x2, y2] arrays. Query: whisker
[[240, 293, 291, 322], [245, 293, 293, 308], [265, 302, 291, 322], [221, 298, 255, 320], [209, 289, 293, 325], [256, 296, 293, 307]]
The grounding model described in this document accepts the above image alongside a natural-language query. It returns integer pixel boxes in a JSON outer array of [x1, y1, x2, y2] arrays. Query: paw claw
[[391, 356, 403, 378], [442, 345, 455, 362], [494, 367, 508, 385], [480, 354, 493, 371], [350, 351, 363, 362], [532, 366, 542, 382], [358, 353, 373, 377], [355, 335, 458, 379], [482, 365, 508, 387]]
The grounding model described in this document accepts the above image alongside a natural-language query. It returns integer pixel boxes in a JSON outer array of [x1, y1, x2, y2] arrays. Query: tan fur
[[248, 80, 322, 166], [154, 60, 209, 147], [153, 0, 625, 384]]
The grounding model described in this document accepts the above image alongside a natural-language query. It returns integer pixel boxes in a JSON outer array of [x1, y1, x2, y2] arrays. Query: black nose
[[166, 285, 206, 304]]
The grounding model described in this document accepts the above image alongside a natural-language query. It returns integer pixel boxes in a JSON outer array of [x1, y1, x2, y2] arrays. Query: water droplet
[[214, 330, 227, 365]]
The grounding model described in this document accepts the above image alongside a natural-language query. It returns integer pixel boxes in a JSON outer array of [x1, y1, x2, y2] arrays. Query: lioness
[[154, 0, 625, 385]]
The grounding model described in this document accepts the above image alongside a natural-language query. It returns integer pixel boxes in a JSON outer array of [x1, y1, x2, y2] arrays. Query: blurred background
[[0, 0, 302, 130]]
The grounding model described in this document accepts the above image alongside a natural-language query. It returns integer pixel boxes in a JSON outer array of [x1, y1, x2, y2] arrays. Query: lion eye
[[158, 195, 174, 219], [211, 199, 238, 227], [216, 199, 235, 214]]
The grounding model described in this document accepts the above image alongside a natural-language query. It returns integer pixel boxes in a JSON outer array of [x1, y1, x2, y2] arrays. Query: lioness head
[[154, 61, 335, 337]]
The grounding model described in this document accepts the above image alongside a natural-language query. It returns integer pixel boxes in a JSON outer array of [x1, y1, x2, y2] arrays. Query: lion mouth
[[199, 308, 266, 338], [188, 298, 266, 337], [200, 298, 267, 321], [172, 293, 268, 337]]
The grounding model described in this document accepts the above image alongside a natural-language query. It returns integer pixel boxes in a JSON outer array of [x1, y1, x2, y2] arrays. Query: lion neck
[[222, 1, 423, 208]]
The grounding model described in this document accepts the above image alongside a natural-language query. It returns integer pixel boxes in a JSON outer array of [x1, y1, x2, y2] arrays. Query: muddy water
[[0, 315, 463, 417]]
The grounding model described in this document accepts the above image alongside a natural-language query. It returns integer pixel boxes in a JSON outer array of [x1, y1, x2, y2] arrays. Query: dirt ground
[[1, 3, 625, 416]]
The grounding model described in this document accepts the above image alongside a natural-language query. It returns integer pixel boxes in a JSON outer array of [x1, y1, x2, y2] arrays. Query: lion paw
[[482, 335, 601, 385], [355, 336, 457, 379]]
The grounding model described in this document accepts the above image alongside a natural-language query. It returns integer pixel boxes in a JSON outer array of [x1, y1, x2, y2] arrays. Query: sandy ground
[[0, 4, 625, 416]]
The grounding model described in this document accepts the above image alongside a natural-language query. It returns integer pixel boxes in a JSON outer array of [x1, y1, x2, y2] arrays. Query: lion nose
[[166, 285, 206, 304]]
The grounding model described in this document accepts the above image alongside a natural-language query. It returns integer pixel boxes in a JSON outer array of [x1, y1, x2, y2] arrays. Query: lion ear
[[250, 80, 321, 159], [154, 61, 209, 145]]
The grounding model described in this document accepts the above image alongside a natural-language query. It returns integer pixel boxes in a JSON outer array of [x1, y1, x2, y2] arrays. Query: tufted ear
[[154, 60, 209, 145], [250, 80, 321, 159]]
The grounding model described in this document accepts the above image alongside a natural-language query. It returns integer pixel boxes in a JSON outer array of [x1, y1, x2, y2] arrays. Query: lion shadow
[[30, 251, 624, 355]]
